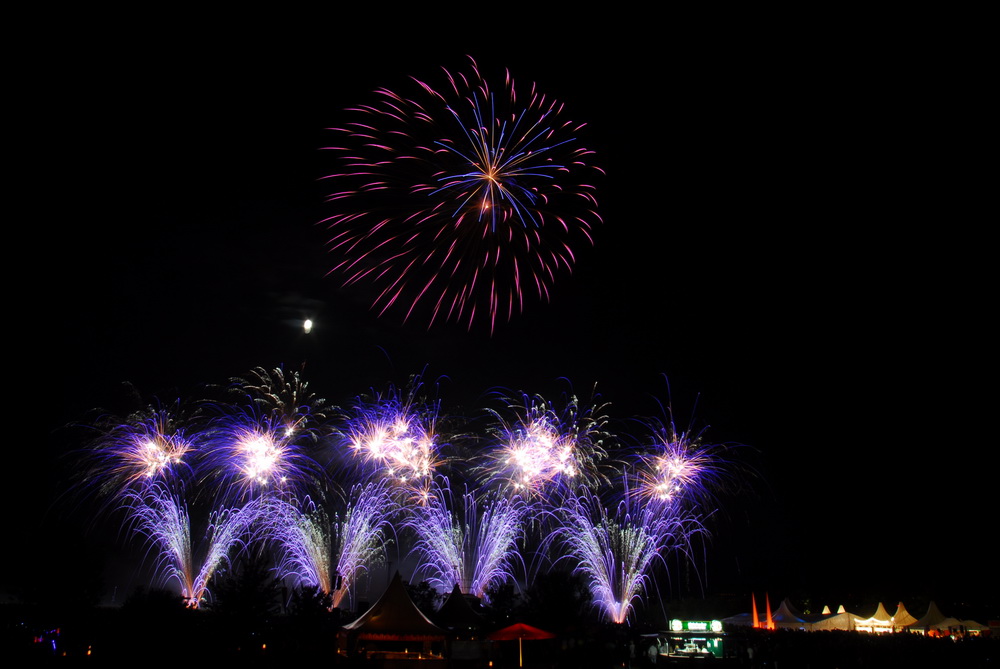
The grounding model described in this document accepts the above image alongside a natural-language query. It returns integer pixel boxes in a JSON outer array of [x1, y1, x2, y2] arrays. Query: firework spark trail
[[554, 483, 706, 624], [123, 484, 195, 603], [193, 499, 266, 606], [265, 481, 395, 609], [266, 498, 335, 595], [405, 479, 526, 599], [481, 392, 609, 497], [123, 483, 263, 608], [329, 481, 396, 608], [321, 55, 603, 332]]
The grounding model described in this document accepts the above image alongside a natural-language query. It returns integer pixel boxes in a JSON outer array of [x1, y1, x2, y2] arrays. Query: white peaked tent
[[854, 602, 894, 634], [891, 601, 918, 628], [724, 598, 980, 636], [811, 605, 857, 632], [772, 599, 807, 630]]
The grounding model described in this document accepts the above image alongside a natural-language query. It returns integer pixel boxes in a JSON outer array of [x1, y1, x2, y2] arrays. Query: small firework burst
[[341, 380, 444, 497], [481, 391, 609, 496], [228, 366, 331, 443], [631, 415, 729, 512]]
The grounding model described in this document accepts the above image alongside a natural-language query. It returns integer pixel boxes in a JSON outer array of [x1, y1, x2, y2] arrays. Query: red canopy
[[488, 622, 557, 641]]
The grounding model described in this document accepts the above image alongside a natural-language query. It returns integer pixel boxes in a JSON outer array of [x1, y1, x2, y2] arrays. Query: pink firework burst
[[320, 55, 603, 332]]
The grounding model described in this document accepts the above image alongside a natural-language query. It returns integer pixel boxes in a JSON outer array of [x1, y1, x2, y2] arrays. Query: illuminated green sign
[[669, 619, 723, 633]]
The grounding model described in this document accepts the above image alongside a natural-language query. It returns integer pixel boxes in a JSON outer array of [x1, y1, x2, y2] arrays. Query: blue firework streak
[[321, 55, 603, 332], [122, 481, 264, 608], [553, 480, 707, 625], [404, 477, 527, 600], [264, 481, 396, 609]]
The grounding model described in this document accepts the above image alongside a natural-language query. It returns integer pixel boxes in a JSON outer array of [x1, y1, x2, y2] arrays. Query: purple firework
[[481, 391, 609, 497], [554, 482, 706, 625], [122, 482, 263, 608], [341, 384, 443, 501], [201, 411, 325, 504], [320, 55, 603, 332], [405, 478, 526, 599], [265, 481, 396, 609], [83, 403, 197, 501]]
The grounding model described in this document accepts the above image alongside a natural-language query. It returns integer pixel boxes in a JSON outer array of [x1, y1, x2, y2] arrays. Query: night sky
[[28, 14, 993, 616]]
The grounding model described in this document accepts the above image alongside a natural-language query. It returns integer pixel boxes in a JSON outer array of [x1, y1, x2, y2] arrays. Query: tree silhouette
[[209, 551, 282, 656], [520, 569, 594, 631], [404, 579, 442, 617]]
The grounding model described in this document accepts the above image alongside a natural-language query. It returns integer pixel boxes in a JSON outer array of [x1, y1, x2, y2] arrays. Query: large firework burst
[[197, 402, 330, 504], [321, 55, 603, 332]]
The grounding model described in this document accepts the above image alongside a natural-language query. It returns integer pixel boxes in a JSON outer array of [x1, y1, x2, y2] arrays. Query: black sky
[[30, 13, 993, 614]]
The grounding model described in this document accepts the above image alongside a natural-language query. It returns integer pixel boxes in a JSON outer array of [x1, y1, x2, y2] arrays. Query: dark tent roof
[[435, 583, 486, 632], [342, 572, 447, 641]]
